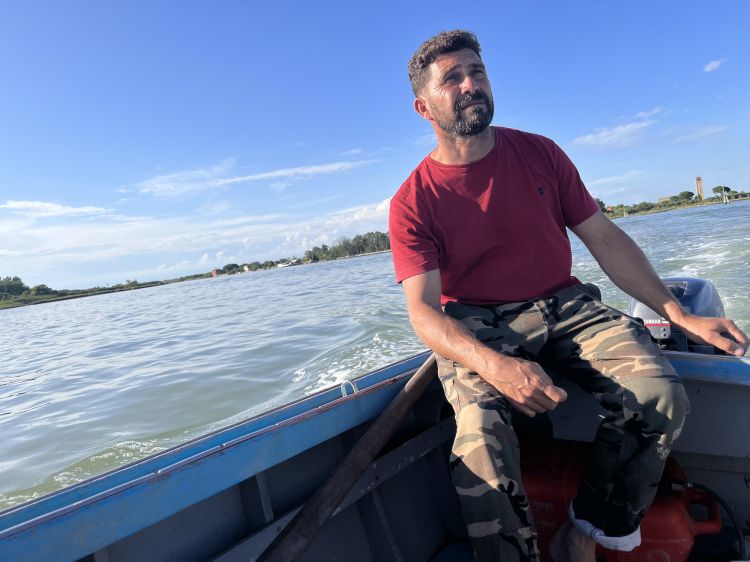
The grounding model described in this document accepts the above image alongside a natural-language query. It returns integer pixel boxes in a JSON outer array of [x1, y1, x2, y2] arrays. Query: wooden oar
[[258, 353, 438, 562]]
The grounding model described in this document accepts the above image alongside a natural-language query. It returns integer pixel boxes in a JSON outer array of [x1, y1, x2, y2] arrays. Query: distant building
[[695, 176, 704, 200], [657, 196, 671, 205]]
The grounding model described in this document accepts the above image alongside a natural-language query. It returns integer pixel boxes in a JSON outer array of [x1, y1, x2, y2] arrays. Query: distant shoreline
[[0, 281, 169, 310], [0, 250, 393, 311], [334, 249, 391, 260], [608, 195, 750, 219]]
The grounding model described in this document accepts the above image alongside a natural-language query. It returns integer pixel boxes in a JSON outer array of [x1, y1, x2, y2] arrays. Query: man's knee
[[624, 375, 690, 443]]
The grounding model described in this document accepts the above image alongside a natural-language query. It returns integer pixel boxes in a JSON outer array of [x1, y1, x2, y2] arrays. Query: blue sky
[[1, 2, 748, 289]]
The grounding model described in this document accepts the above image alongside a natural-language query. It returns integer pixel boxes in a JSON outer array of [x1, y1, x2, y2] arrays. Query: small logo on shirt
[[537, 186, 545, 196]]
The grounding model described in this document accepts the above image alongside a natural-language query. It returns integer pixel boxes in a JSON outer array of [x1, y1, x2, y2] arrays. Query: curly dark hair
[[408, 30, 482, 96]]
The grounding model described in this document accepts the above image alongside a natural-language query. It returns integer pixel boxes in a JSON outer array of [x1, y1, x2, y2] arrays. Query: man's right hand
[[402, 269, 567, 417], [483, 355, 568, 417]]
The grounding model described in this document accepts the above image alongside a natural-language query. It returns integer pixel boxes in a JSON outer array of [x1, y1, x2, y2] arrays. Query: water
[[1, 201, 749, 509]]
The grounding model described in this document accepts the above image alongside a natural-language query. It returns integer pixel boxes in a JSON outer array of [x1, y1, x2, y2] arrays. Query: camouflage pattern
[[438, 283, 690, 561]]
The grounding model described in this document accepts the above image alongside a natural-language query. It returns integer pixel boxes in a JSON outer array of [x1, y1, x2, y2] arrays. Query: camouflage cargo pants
[[438, 284, 690, 562]]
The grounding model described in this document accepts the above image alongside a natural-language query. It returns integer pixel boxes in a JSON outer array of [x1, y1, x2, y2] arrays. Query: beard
[[431, 90, 494, 137]]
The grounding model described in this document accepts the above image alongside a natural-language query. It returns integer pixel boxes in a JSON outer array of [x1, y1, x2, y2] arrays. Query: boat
[[1, 278, 749, 561]]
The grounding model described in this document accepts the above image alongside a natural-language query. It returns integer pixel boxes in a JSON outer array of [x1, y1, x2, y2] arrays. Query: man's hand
[[483, 355, 568, 417], [571, 212, 749, 358], [402, 270, 568, 417], [674, 314, 749, 356]]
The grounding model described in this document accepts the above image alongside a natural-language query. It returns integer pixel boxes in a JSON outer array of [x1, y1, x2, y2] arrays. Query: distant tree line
[[212, 231, 392, 275], [303, 231, 391, 263], [1, 276, 72, 301], [0, 276, 164, 308], [601, 185, 748, 218]]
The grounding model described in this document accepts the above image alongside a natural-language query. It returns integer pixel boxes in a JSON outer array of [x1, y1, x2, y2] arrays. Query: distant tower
[[695, 176, 704, 200]]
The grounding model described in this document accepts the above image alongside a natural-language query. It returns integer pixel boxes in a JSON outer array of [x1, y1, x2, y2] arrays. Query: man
[[389, 30, 749, 562]]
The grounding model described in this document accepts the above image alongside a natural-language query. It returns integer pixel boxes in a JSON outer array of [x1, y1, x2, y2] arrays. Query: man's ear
[[414, 97, 433, 121]]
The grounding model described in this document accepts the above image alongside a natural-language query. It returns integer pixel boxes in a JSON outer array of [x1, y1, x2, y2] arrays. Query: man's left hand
[[675, 314, 750, 356]]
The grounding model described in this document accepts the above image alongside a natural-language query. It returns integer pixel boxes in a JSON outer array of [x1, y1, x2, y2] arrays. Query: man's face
[[422, 48, 494, 137]]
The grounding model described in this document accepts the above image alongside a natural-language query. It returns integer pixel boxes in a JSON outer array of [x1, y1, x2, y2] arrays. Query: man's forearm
[[400, 270, 569, 412], [406, 300, 569, 415], [587, 225, 687, 324], [575, 215, 748, 355], [408, 301, 511, 375]]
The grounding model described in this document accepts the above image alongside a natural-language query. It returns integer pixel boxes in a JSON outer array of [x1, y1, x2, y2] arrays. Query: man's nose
[[460, 75, 479, 95]]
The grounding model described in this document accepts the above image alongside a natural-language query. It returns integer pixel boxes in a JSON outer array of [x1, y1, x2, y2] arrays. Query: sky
[[1, 2, 748, 289]]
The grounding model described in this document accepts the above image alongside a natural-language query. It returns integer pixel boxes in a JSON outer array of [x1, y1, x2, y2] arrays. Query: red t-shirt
[[389, 126, 599, 305]]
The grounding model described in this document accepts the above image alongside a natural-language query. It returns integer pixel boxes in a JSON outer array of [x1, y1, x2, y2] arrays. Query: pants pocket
[[437, 356, 463, 412]]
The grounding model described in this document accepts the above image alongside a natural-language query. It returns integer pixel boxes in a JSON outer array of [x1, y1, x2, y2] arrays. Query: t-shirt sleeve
[[551, 142, 600, 227], [388, 188, 440, 283]]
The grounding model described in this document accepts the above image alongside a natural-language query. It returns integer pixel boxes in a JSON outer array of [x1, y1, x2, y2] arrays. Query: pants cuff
[[568, 502, 641, 551]]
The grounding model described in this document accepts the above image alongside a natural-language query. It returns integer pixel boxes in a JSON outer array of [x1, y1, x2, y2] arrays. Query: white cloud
[[214, 160, 377, 186], [572, 106, 672, 150], [157, 260, 192, 272], [670, 125, 726, 143], [135, 160, 234, 197], [198, 200, 232, 216], [324, 198, 390, 226], [338, 148, 363, 156], [0, 200, 112, 218], [0, 198, 393, 288], [255, 199, 391, 261], [703, 59, 726, 73], [135, 159, 378, 197], [572, 120, 655, 148], [587, 170, 644, 186], [586, 171, 647, 201], [635, 107, 664, 119], [593, 186, 632, 196]]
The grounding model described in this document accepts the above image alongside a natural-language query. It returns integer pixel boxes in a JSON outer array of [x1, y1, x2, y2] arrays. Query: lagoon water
[[2, 201, 749, 509]]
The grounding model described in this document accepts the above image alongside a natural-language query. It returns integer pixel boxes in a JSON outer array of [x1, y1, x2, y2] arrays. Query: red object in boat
[[520, 438, 723, 562]]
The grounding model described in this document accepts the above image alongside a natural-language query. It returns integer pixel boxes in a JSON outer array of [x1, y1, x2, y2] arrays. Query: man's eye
[[444, 75, 458, 83]]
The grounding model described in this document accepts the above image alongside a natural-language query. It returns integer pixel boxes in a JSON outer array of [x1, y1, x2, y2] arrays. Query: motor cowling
[[627, 277, 725, 353]]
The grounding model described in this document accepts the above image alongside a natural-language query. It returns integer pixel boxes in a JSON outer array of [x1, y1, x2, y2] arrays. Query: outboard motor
[[627, 277, 725, 354]]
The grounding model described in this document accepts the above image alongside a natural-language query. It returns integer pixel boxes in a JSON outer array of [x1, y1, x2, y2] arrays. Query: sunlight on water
[[1, 201, 748, 509]]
